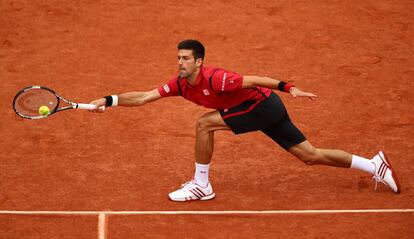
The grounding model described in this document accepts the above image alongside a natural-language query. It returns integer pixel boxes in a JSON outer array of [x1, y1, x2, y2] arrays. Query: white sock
[[351, 155, 375, 174], [194, 163, 209, 187]]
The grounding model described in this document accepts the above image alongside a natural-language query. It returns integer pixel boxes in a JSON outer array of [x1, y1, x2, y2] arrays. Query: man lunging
[[90, 39, 400, 201]]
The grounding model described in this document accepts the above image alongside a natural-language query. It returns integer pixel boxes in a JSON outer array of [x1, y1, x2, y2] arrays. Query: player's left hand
[[289, 87, 317, 100]]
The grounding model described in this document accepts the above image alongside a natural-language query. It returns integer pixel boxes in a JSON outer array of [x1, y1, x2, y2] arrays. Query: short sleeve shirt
[[158, 66, 271, 110]]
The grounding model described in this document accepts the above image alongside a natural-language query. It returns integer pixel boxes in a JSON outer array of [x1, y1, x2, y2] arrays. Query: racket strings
[[14, 89, 58, 117]]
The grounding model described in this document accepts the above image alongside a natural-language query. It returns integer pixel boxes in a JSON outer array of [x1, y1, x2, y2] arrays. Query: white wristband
[[111, 95, 118, 106]]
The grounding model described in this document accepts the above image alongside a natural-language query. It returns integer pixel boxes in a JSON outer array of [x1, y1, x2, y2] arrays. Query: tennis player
[[90, 39, 400, 201]]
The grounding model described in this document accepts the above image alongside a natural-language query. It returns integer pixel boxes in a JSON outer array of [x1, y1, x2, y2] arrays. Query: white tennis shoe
[[371, 151, 400, 193], [169, 180, 215, 202]]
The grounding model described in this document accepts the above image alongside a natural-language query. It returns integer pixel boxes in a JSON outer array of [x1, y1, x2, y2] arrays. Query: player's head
[[178, 39, 205, 60], [177, 39, 205, 78]]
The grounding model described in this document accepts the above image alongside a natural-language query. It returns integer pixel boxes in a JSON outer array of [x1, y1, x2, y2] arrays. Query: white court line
[[98, 213, 106, 239], [2, 209, 413, 239], [0, 209, 413, 215]]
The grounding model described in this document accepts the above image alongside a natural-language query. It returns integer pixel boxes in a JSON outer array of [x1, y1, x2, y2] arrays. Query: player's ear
[[196, 58, 203, 67]]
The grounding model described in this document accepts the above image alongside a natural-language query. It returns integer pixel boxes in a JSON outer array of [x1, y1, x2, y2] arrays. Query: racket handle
[[77, 103, 105, 111]]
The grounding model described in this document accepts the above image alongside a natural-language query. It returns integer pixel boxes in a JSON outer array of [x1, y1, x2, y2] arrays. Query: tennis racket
[[13, 85, 103, 119]]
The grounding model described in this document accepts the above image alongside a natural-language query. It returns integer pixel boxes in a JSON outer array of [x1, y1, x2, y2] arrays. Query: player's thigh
[[197, 110, 231, 132], [262, 118, 307, 150]]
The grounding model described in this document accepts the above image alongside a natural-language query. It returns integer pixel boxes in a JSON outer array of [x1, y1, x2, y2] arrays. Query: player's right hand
[[89, 98, 106, 113]]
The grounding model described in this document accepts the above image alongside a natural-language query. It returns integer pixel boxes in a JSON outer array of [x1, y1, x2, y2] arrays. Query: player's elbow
[[134, 98, 147, 106], [141, 90, 161, 105], [134, 95, 152, 106]]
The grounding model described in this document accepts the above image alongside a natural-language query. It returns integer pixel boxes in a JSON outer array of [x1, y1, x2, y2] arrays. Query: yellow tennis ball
[[38, 105, 50, 116]]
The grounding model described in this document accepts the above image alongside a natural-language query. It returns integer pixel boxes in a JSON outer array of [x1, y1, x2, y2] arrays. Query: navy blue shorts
[[219, 92, 306, 150]]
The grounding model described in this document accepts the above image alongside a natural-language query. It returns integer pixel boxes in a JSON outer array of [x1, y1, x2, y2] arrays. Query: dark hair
[[177, 39, 205, 60]]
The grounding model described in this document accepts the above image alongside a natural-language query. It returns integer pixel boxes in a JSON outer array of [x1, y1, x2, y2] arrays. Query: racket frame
[[13, 85, 97, 119]]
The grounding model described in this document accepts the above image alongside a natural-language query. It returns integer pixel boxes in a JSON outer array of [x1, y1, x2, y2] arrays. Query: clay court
[[1, 0, 414, 238]]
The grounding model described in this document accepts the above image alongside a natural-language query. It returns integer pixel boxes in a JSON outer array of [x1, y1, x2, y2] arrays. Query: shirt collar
[[185, 67, 204, 87]]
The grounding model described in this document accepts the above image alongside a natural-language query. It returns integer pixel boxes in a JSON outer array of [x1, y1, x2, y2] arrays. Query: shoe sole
[[380, 151, 401, 193], [169, 193, 216, 202], [200, 193, 215, 201]]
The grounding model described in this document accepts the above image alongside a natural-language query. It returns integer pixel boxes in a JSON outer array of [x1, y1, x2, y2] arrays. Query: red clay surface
[[0, 215, 97, 239], [108, 214, 414, 239], [1, 0, 413, 238]]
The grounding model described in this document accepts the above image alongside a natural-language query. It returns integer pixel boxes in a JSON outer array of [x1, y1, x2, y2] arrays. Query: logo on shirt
[[203, 89, 210, 96], [163, 84, 170, 93], [221, 73, 227, 92]]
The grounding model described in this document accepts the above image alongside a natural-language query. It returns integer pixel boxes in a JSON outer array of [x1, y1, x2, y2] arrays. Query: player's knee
[[297, 149, 321, 166], [302, 156, 317, 165], [196, 115, 212, 133]]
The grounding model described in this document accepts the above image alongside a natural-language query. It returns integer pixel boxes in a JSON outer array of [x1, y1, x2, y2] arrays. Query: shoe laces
[[372, 174, 386, 191], [180, 180, 195, 190], [371, 155, 391, 191]]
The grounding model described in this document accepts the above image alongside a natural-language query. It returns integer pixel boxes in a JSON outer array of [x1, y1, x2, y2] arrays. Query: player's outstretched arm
[[89, 88, 161, 112], [242, 76, 317, 100]]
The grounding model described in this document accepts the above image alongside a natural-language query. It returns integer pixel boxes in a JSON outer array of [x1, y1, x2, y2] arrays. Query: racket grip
[[77, 103, 105, 111]]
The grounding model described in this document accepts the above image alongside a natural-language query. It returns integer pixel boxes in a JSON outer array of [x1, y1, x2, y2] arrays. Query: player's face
[[177, 49, 202, 78]]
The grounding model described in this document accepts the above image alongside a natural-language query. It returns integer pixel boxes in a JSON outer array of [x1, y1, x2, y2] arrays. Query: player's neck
[[186, 67, 201, 86]]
